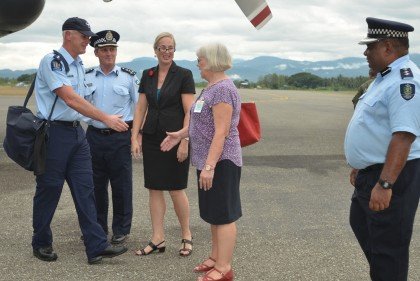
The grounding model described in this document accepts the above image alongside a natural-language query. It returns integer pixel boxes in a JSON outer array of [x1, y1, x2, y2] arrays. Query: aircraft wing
[[0, 0, 45, 38], [234, 0, 272, 29]]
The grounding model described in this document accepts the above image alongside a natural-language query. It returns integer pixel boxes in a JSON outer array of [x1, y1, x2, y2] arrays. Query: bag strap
[[23, 49, 69, 119], [23, 75, 36, 108]]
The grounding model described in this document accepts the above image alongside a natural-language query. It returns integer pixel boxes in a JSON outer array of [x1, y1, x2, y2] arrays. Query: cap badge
[[400, 83, 415, 100], [105, 31, 113, 41]]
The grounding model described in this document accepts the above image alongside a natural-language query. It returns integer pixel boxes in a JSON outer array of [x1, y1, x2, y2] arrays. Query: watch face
[[205, 165, 212, 171], [379, 179, 393, 189]]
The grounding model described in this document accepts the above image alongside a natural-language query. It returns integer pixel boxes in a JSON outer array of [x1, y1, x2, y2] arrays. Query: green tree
[[17, 73, 36, 83], [287, 72, 325, 89]]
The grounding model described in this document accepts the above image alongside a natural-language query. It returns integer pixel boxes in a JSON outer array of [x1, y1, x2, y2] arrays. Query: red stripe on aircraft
[[250, 5, 271, 28]]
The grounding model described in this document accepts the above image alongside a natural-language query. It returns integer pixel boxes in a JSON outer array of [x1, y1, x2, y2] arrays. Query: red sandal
[[193, 257, 216, 273], [198, 267, 234, 281]]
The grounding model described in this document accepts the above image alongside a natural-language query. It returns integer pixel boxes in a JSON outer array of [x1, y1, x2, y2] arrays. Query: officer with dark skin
[[345, 17, 420, 280]]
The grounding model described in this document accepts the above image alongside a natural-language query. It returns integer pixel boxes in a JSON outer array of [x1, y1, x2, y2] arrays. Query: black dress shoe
[[33, 246, 58, 262], [88, 245, 128, 264], [111, 234, 127, 244]]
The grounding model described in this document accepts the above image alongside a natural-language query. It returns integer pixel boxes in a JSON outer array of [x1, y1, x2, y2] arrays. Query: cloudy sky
[[1, 0, 419, 70]]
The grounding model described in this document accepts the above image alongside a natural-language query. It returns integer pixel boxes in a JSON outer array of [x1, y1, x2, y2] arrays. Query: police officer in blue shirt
[[33, 17, 129, 264], [85, 30, 139, 244], [345, 17, 420, 280]]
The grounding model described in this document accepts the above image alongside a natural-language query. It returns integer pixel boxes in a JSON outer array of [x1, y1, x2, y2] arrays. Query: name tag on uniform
[[194, 100, 204, 113]]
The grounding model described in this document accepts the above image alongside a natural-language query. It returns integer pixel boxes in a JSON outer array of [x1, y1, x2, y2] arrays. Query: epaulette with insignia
[[380, 67, 391, 77], [85, 68, 95, 74], [121, 67, 136, 76], [51, 58, 63, 72], [400, 68, 413, 79]]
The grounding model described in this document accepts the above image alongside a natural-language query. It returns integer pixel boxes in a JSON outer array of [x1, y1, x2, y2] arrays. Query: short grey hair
[[153, 32, 176, 50], [196, 43, 232, 72]]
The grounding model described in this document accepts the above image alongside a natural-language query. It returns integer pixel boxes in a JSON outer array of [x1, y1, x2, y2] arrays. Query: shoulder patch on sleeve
[[400, 83, 415, 100], [85, 68, 95, 74], [51, 58, 63, 71], [400, 68, 413, 79], [121, 67, 136, 76]]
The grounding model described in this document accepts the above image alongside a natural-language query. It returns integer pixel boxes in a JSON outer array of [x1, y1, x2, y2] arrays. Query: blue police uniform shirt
[[35, 47, 88, 121], [344, 55, 420, 169], [84, 65, 139, 129]]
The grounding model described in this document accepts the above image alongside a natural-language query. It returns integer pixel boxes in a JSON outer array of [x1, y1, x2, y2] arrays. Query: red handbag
[[238, 102, 261, 147]]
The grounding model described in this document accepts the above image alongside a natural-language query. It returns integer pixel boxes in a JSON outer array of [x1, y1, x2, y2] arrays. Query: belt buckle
[[100, 129, 112, 135], [72, 121, 78, 127]]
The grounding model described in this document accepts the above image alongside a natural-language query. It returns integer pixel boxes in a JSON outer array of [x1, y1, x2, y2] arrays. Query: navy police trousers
[[350, 159, 420, 281], [86, 127, 133, 236], [32, 123, 109, 259]]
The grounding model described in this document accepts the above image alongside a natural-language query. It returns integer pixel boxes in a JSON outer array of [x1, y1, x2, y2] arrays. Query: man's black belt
[[50, 120, 80, 127], [88, 121, 133, 136], [361, 163, 384, 172]]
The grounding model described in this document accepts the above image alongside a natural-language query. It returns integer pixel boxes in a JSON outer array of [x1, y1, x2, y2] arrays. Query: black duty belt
[[361, 163, 384, 172], [88, 121, 132, 136], [50, 120, 80, 127]]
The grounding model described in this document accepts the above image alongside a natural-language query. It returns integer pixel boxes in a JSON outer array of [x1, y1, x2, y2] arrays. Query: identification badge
[[194, 100, 204, 113]]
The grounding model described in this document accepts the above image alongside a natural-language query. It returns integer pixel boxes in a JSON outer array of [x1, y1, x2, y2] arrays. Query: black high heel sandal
[[135, 240, 166, 256], [179, 238, 193, 257]]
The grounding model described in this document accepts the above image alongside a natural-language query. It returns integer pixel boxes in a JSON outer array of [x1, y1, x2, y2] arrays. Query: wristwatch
[[204, 164, 214, 171], [378, 179, 393, 189]]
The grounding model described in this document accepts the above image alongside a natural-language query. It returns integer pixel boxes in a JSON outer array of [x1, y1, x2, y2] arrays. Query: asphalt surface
[[0, 89, 419, 281]]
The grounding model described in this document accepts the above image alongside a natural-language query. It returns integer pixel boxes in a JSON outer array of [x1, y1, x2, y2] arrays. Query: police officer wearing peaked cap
[[32, 17, 129, 265], [85, 30, 139, 245], [345, 17, 420, 281]]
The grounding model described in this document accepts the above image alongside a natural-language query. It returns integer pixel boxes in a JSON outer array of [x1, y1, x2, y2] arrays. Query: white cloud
[[275, 64, 288, 71], [0, 0, 419, 70], [229, 74, 242, 80]]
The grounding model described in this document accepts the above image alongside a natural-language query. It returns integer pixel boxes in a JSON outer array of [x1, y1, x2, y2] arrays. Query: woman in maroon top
[[161, 43, 242, 281]]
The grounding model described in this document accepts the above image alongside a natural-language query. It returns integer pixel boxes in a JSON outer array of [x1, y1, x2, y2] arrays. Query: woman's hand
[[161, 131, 182, 152], [199, 169, 214, 191], [177, 139, 189, 162], [131, 133, 142, 159]]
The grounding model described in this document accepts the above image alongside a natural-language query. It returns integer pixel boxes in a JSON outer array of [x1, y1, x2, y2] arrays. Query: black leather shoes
[[33, 246, 58, 262], [111, 234, 127, 244], [88, 245, 128, 264]]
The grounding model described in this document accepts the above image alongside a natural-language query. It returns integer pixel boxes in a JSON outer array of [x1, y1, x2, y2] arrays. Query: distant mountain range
[[2, 54, 420, 82]]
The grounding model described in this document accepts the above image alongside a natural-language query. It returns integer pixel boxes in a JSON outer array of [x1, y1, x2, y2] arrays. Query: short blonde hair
[[153, 32, 176, 50], [196, 43, 232, 72]]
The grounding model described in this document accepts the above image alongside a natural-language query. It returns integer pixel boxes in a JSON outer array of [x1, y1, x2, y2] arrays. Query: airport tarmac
[[0, 89, 419, 281]]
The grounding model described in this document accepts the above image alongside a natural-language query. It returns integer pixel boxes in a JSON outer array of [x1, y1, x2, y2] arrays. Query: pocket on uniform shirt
[[361, 96, 386, 125], [69, 77, 79, 88], [112, 85, 130, 108], [362, 94, 380, 106], [84, 85, 96, 103]]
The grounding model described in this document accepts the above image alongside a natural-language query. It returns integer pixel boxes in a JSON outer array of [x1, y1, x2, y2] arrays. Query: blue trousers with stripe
[[32, 123, 109, 259]]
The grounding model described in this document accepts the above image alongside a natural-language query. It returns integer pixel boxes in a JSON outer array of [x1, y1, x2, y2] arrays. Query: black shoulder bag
[[3, 50, 69, 175]]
